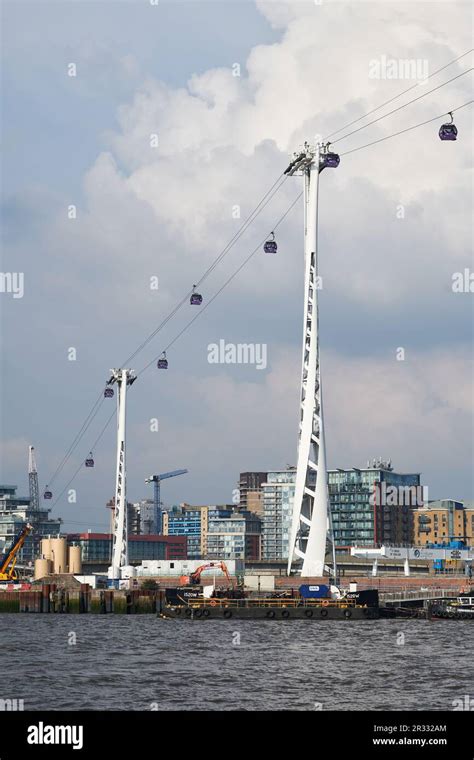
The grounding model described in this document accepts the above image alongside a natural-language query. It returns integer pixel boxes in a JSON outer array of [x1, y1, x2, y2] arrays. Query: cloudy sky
[[1, 0, 473, 533]]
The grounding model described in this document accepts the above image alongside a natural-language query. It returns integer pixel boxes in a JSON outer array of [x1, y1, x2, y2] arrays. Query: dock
[[0, 584, 161, 614]]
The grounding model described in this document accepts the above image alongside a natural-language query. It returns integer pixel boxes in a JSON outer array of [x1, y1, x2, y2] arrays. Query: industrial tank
[[34, 558, 52, 580], [68, 545, 82, 574], [50, 537, 68, 574], [40, 537, 52, 561]]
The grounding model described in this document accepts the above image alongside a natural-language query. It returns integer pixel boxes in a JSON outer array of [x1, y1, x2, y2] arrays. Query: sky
[[1, 0, 473, 534]]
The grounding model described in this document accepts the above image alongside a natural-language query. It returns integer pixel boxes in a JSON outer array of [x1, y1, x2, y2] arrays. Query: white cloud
[[83, 0, 472, 303], [4, 0, 472, 506]]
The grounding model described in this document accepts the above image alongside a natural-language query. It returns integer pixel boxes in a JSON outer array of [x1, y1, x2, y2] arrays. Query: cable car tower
[[285, 141, 340, 577], [107, 368, 137, 581]]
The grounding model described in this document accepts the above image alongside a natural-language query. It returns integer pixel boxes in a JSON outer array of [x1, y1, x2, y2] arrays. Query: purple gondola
[[190, 286, 203, 306], [157, 352, 168, 370], [264, 232, 277, 254], [104, 387, 114, 398], [320, 151, 340, 169], [439, 114, 458, 141], [85, 453, 94, 468], [44, 488, 52, 500]]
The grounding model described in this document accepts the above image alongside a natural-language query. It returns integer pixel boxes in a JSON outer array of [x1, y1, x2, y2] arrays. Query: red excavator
[[179, 561, 234, 587]]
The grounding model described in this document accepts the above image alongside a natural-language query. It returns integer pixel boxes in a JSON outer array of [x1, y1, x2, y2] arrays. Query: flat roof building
[[261, 460, 424, 560], [328, 460, 422, 549], [207, 510, 262, 561], [262, 468, 301, 561], [162, 504, 260, 560], [413, 499, 474, 546], [0, 484, 62, 564], [162, 504, 214, 559], [66, 532, 187, 568]]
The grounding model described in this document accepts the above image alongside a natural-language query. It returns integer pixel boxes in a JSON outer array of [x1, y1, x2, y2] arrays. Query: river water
[[0, 616, 471, 711]]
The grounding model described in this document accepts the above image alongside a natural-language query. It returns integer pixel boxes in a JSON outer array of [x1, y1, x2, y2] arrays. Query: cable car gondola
[[190, 286, 203, 306], [157, 352, 168, 370], [44, 488, 52, 500], [264, 232, 277, 254], [320, 151, 340, 170], [85, 452, 94, 468], [439, 112, 458, 141], [104, 387, 114, 398]]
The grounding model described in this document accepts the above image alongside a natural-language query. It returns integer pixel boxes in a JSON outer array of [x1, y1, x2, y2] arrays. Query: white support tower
[[107, 368, 136, 580], [286, 142, 339, 577]]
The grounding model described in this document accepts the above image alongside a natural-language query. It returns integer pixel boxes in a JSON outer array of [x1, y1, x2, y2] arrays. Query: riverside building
[[413, 499, 474, 546], [329, 459, 422, 550], [0, 484, 62, 563]]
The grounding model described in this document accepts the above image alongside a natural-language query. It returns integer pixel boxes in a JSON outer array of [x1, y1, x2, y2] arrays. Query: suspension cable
[[338, 100, 473, 157], [137, 191, 303, 376], [323, 47, 473, 142], [330, 68, 473, 146]]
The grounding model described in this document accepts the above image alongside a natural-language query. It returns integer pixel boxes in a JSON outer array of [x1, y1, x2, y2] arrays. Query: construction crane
[[179, 561, 234, 587], [0, 524, 33, 582], [28, 446, 40, 512], [145, 469, 188, 534]]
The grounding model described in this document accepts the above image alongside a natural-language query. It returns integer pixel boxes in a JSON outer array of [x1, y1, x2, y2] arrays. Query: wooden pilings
[[1, 586, 162, 613], [19, 590, 43, 613], [0, 592, 20, 613]]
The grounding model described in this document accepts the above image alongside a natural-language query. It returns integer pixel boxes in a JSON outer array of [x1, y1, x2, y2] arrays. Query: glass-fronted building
[[66, 533, 187, 565], [329, 462, 421, 549], [0, 485, 62, 564], [262, 469, 297, 561], [163, 506, 209, 559], [163, 504, 261, 560], [207, 515, 246, 560], [261, 461, 423, 560], [207, 510, 261, 560]]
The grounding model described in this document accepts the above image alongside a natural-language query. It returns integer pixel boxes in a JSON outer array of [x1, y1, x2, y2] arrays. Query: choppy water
[[0, 616, 472, 711]]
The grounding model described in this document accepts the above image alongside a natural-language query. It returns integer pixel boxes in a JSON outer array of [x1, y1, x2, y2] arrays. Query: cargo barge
[[159, 584, 380, 620], [429, 593, 474, 620]]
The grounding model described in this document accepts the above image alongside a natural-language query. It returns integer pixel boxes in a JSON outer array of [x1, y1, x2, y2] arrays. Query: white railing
[[380, 588, 461, 602]]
